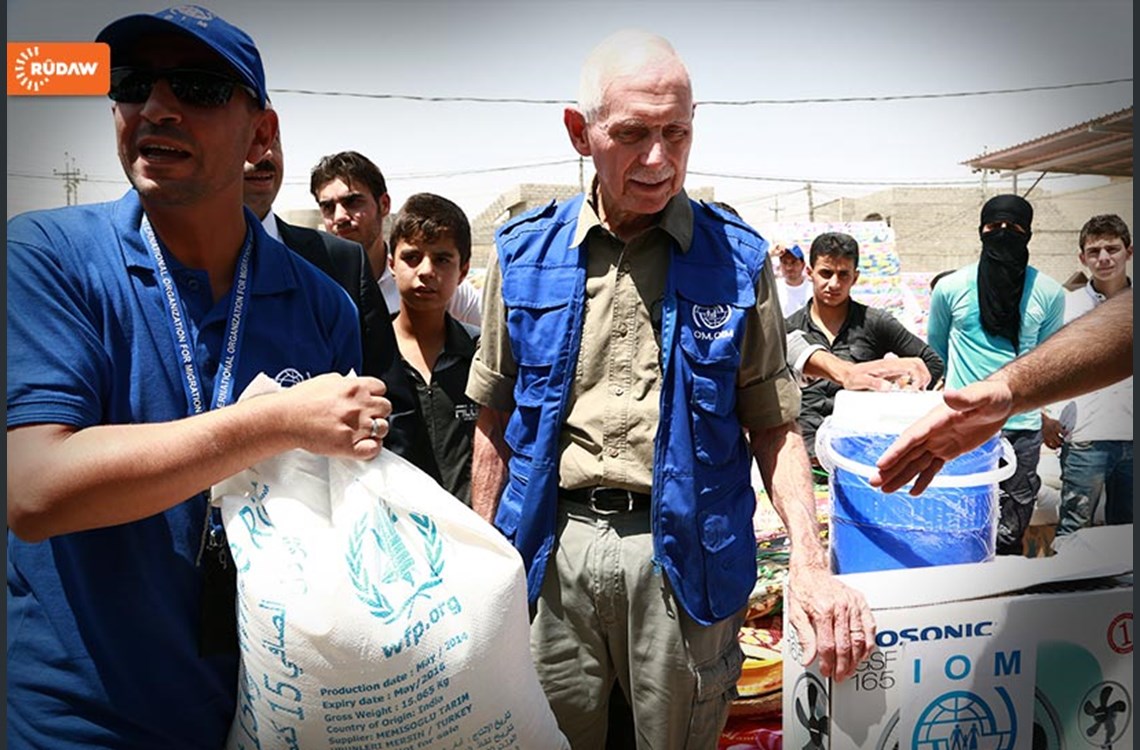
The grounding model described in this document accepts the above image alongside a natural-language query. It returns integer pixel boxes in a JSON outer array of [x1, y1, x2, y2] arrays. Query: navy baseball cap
[[784, 244, 804, 260], [96, 5, 268, 108]]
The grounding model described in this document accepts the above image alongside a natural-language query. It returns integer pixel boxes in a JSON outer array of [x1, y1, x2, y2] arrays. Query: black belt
[[563, 487, 651, 514]]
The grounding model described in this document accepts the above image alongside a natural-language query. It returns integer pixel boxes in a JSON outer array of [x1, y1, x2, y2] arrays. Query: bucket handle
[[815, 417, 1017, 489]]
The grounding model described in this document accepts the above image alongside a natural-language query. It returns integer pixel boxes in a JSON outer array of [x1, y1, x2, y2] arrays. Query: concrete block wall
[[810, 181, 1133, 284]]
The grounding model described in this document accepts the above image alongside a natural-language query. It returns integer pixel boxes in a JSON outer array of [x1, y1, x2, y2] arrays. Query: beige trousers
[[530, 498, 746, 749]]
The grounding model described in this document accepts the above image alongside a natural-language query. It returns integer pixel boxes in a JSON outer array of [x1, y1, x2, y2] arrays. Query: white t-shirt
[[777, 277, 811, 318], [1052, 282, 1132, 442], [260, 212, 281, 241], [377, 267, 401, 316]]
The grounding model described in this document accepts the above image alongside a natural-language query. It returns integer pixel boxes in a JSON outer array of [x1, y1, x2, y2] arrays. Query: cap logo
[[164, 6, 216, 24]]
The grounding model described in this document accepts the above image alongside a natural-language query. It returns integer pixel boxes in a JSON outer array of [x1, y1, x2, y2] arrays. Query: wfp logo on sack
[[347, 506, 445, 624], [7, 43, 109, 96]]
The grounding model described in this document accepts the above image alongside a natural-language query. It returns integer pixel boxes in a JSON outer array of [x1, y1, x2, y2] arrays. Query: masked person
[[926, 194, 1065, 555]]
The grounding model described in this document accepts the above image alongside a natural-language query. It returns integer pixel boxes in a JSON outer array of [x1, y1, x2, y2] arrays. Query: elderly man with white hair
[[467, 29, 873, 747]]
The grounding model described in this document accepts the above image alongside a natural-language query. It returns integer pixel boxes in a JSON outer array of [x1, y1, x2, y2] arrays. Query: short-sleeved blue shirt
[[6, 191, 362, 749]]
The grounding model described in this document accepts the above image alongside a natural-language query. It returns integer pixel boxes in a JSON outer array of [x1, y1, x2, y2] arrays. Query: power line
[[271, 89, 572, 105], [698, 78, 1132, 106], [398, 157, 579, 179], [728, 185, 807, 206], [8, 170, 126, 185], [9, 157, 581, 187], [285, 157, 581, 182], [686, 170, 1078, 187], [6, 166, 1088, 191], [7, 171, 65, 181], [268, 78, 1131, 106]]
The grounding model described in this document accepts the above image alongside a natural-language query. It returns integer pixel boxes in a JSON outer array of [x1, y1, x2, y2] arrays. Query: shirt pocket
[[676, 294, 747, 466], [696, 473, 758, 618], [501, 264, 578, 458]]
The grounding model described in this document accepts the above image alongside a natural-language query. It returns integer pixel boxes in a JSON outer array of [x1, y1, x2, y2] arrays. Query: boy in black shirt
[[388, 193, 481, 504], [785, 231, 945, 469]]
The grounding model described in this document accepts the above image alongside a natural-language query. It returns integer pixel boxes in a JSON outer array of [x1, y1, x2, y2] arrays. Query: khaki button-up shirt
[[466, 191, 800, 494]]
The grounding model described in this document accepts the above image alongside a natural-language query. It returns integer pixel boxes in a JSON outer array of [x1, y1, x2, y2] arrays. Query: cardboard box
[[783, 525, 1134, 749]]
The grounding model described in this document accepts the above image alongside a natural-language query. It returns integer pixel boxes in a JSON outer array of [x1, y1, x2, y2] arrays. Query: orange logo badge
[[8, 42, 110, 96]]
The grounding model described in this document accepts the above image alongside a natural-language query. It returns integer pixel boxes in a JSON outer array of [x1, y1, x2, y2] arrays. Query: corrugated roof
[[962, 107, 1133, 178]]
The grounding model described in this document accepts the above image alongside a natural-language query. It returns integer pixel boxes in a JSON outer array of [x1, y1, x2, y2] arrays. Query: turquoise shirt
[[927, 261, 1065, 430]]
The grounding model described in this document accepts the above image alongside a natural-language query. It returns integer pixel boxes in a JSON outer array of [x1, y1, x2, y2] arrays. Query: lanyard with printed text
[[140, 214, 253, 418], [141, 214, 253, 655]]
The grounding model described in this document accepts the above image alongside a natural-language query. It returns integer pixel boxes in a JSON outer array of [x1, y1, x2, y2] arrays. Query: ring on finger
[[369, 417, 381, 440]]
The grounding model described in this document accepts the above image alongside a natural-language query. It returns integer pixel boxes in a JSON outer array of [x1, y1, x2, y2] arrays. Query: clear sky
[[7, 0, 1134, 228]]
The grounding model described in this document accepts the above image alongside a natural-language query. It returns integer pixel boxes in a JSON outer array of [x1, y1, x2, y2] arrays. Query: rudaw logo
[[7, 42, 109, 96]]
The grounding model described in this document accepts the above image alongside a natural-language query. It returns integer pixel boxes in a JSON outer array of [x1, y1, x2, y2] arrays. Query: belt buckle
[[588, 487, 634, 514]]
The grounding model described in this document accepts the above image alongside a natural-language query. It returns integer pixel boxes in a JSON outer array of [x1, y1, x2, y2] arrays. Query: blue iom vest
[[494, 194, 769, 626]]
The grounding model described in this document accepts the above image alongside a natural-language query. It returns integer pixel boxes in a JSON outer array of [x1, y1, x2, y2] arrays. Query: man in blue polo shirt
[[6, 7, 392, 748]]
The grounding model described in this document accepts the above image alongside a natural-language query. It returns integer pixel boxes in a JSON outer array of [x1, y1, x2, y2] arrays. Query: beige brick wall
[[809, 181, 1133, 284]]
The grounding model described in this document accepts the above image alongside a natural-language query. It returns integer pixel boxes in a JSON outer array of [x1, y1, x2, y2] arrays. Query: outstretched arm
[[789, 325, 931, 391], [871, 289, 1132, 494]]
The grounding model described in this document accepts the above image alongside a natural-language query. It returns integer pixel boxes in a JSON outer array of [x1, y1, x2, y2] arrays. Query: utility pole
[[979, 146, 988, 200], [769, 195, 781, 222], [805, 181, 815, 222], [53, 152, 85, 206]]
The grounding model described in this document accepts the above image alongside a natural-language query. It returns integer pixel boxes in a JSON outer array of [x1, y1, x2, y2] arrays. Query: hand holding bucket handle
[[816, 416, 1016, 491]]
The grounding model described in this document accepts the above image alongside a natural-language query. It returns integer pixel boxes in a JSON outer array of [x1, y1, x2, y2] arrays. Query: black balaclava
[[977, 194, 1033, 353]]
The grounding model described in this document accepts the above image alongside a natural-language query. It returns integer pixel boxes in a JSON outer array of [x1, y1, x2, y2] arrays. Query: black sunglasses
[[109, 67, 256, 108]]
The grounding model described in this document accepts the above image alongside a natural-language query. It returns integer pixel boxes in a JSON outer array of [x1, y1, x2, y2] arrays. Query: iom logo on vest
[[691, 304, 734, 341]]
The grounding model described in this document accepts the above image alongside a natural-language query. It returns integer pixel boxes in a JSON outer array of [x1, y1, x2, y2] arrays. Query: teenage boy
[[785, 231, 944, 467], [776, 243, 810, 316], [310, 151, 483, 326], [1042, 214, 1133, 543], [388, 193, 480, 505]]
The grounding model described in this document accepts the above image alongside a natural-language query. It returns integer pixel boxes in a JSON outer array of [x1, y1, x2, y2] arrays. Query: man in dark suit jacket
[[275, 219, 394, 378], [244, 130, 435, 469]]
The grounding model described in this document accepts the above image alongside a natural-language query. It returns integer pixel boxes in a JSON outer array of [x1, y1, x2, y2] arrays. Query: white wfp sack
[[212, 379, 567, 750]]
